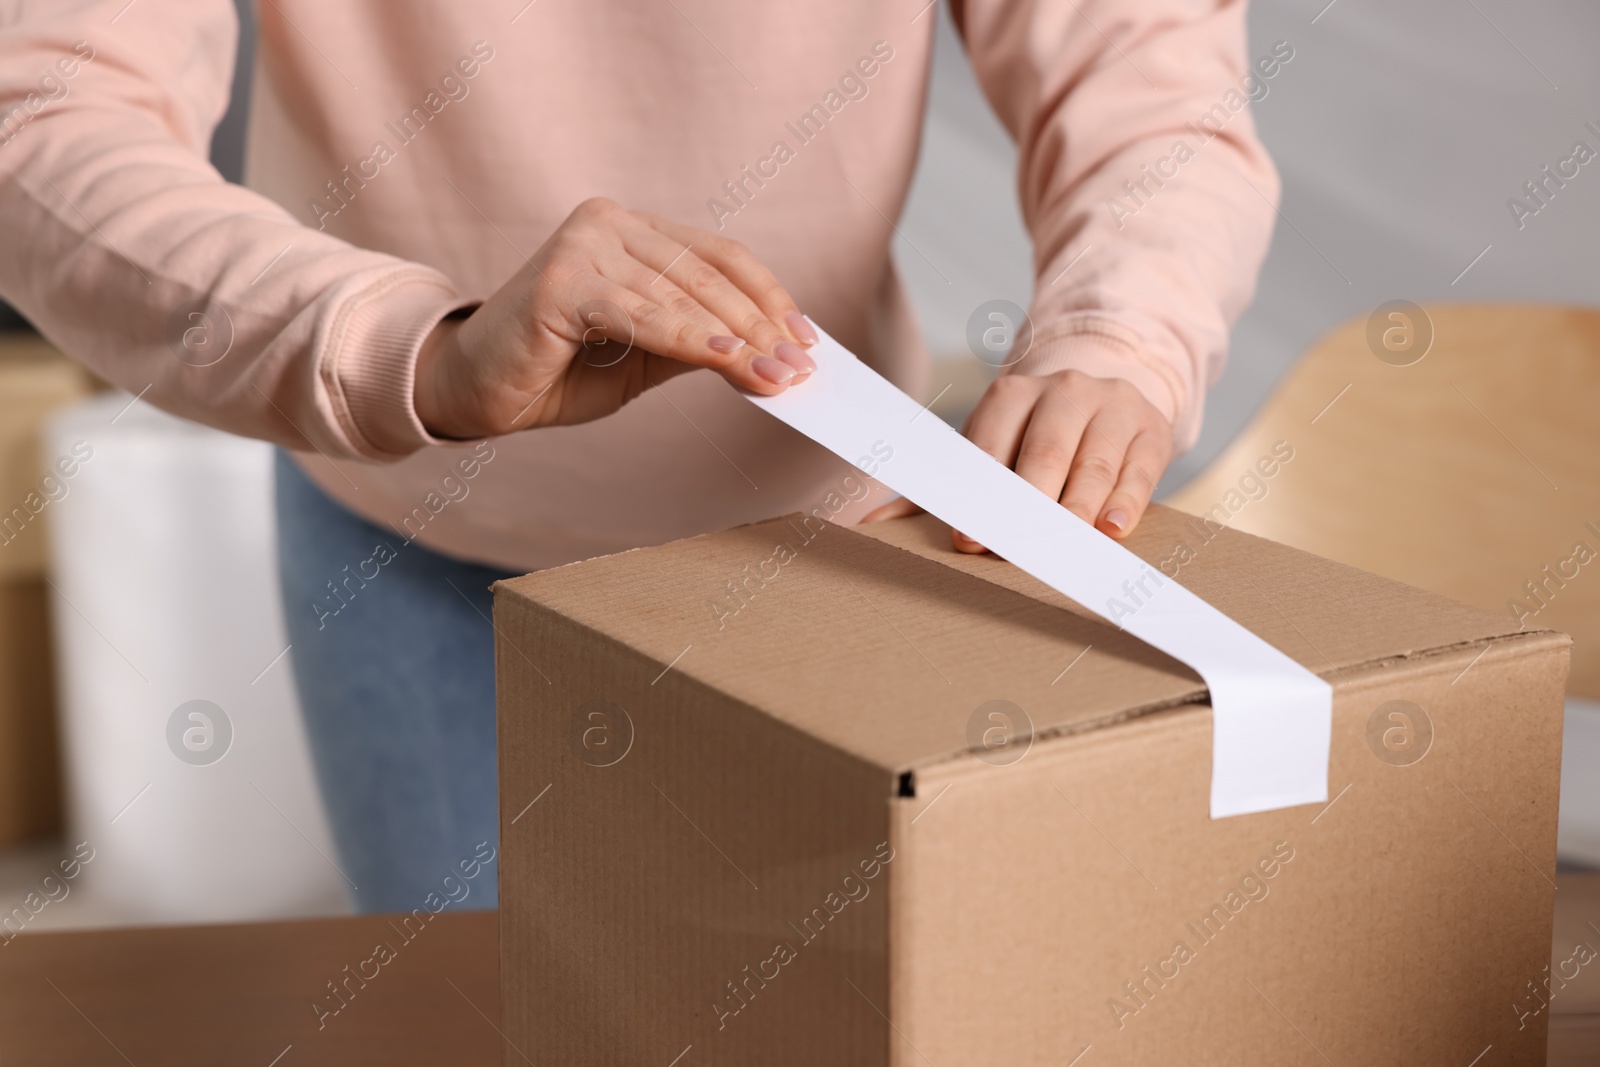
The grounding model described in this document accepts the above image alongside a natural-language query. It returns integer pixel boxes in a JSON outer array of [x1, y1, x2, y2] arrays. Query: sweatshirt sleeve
[[0, 0, 473, 460], [953, 0, 1280, 450]]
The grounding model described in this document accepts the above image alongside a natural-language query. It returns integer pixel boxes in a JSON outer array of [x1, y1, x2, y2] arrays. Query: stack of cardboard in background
[[494, 506, 1570, 1066], [0, 335, 92, 848]]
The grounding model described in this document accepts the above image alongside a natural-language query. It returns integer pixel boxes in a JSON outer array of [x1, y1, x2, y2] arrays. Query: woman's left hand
[[861, 369, 1174, 549]]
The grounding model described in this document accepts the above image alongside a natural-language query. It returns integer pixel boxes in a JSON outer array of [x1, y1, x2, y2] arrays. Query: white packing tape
[[745, 323, 1331, 818]]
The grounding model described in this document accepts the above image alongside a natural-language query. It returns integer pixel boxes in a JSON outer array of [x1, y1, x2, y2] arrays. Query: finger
[[861, 496, 921, 523], [618, 223, 812, 379], [582, 283, 796, 395], [604, 256, 734, 347], [1098, 430, 1172, 538], [962, 375, 1042, 470], [954, 377, 1043, 552], [603, 262, 811, 386], [644, 215, 816, 346], [605, 261, 807, 390], [1059, 414, 1140, 526], [1011, 385, 1092, 506]]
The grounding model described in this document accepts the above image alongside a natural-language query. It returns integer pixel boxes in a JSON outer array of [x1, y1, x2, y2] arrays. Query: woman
[[0, 0, 1277, 911]]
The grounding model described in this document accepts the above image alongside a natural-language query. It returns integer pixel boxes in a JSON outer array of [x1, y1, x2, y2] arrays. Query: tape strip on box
[[744, 323, 1331, 818]]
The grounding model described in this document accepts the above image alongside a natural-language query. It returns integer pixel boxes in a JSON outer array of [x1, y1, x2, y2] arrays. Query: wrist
[[415, 311, 473, 439]]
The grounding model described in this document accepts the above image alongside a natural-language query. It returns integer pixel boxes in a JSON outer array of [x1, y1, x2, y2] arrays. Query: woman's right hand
[[414, 197, 819, 440]]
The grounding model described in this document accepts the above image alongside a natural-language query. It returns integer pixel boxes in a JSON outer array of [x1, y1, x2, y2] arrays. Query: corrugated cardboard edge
[[493, 512, 1571, 788], [847, 512, 1570, 780], [910, 627, 1571, 782]]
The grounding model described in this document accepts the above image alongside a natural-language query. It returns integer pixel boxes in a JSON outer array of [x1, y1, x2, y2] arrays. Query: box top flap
[[497, 505, 1539, 774]]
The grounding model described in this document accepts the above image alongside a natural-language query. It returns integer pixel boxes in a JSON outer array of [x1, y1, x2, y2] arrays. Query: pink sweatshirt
[[0, 0, 1276, 573]]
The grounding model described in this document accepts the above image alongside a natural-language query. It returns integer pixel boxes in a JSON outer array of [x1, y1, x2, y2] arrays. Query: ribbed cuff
[[1006, 319, 1187, 433], [322, 270, 479, 459]]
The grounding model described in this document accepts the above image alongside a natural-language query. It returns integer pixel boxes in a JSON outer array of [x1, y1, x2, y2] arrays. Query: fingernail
[[786, 311, 818, 345], [708, 335, 746, 354], [774, 341, 817, 376], [1103, 508, 1130, 533], [751, 355, 797, 385]]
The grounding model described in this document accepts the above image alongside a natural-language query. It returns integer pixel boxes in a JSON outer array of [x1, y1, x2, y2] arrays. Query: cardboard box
[[494, 506, 1568, 1066], [0, 335, 91, 847]]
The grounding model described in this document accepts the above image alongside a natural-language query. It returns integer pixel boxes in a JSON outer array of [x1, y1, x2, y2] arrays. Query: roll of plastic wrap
[[43, 393, 347, 923]]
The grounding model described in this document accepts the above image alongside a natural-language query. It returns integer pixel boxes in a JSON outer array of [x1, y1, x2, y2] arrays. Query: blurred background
[[1, 0, 1596, 939]]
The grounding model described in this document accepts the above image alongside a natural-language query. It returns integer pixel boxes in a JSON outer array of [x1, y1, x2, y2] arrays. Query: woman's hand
[[863, 369, 1174, 545], [414, 197, 818, 439]]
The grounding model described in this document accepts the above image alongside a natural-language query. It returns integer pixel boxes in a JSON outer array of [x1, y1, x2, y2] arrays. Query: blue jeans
[[274, 450, 511, 913]]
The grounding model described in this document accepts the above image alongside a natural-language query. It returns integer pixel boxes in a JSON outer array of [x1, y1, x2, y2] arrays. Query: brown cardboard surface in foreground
[[1, 897, 1594, 1065], [496, 509, 1569, 1066], [0, 911, 500, 1065]]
